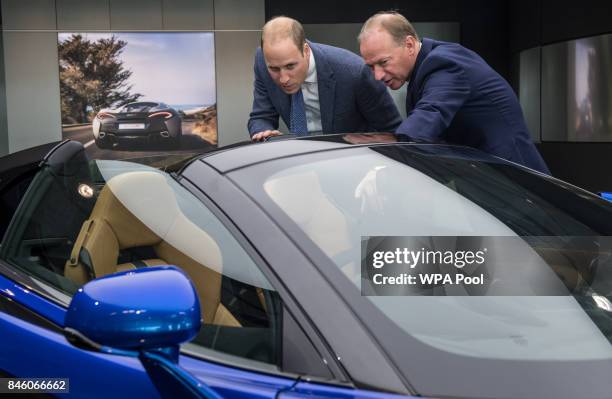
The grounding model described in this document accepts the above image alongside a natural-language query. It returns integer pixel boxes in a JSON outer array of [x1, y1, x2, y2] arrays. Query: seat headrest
[[103, 171, 223, 274]]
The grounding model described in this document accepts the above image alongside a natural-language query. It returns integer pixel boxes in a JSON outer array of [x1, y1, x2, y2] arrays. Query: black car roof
[[197, 133, 506, 174], [201, 137, 351, 173]]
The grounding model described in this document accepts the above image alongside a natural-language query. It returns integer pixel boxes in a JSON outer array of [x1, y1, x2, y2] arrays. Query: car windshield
[[232, 143, 612, 398], [121, 102, 160, 112]]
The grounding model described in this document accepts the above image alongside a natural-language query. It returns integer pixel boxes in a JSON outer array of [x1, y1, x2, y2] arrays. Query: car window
[[0, 156, 281, 367], [235, 145, 612, 367], [121, 102, 158, 112], [230, 143, 612, 397]]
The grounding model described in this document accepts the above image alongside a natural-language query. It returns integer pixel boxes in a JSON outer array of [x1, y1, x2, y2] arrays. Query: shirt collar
[[408, 39, 428, 86], [304, 47, 317, 84]]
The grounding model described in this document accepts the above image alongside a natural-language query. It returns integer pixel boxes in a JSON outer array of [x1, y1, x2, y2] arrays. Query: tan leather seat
[[64, 171, 239, 327]]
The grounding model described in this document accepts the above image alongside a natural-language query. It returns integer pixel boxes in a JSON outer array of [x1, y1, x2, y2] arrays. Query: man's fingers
[[252, 130, 282, 142]]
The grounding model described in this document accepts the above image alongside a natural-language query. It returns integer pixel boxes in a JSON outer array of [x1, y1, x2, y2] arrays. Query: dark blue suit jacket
[[397, 38, 550, 174], [248, 41, 401, 135]]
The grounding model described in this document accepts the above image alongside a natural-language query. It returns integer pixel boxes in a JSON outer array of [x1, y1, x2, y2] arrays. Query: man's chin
[[281, 86, 299, 94], [388, 80, 406, 90]]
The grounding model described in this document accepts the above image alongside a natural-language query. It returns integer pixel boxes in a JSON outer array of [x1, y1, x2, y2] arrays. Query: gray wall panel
[[304, 23, 362, 55], [541, 42, 569, 141], [110, 0, 163, 30], [519, 47, 541, 142], [214, 0, 264, 30], [162, 0, 214, 30], [1, 0, 56, 30], [0, 32, 8, 156], [541, 34, 612, 142], [215, 31, 261, 145], [57, 0, 111, 31], [3, 32, 61, 153]]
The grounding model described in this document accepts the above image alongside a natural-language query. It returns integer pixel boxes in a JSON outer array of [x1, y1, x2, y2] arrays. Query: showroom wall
[[509, 0, 612, 192], [1, 0, 611, 193], [0, 0, 264, 154]]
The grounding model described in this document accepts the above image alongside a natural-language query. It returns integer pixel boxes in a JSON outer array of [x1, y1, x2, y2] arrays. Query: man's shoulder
[[254, 46, 265, 61], [424, 38, 487, 68], [422, 39, 464, 61], [253, 47, 266, 69], [309, 41, 363, 66]]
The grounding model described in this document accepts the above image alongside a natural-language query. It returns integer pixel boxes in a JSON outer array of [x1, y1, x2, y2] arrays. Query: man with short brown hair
[[248, 16, 401, 141]]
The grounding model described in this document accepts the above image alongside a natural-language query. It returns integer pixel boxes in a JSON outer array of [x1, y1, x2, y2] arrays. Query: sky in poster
[[58, 32, 216, 107]]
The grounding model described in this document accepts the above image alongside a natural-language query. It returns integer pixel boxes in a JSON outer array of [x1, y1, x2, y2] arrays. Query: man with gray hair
[[248, 16, 401, 141], [359, 12, 550, 174]]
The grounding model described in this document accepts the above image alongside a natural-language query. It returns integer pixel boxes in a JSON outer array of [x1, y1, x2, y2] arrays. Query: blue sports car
[[1, 134, 612, 398]]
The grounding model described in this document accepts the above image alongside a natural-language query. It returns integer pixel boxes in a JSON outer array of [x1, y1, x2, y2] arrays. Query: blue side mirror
[[64, 266, 221, 399]]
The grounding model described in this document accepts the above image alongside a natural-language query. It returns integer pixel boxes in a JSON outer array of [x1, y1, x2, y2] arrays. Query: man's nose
[[279, 70, 290, 84], [373, 65, 385, 81]]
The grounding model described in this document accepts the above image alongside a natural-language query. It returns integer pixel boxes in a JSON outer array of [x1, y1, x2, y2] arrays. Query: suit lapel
[[406, 84, 419, 114], [265, 77, 291, 125], [311, 43, 335, 132]]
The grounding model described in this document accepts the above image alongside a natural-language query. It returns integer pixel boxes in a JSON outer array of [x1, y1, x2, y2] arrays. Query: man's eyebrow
[[365, 56, 384, 66], [374, 57, 390, 65]]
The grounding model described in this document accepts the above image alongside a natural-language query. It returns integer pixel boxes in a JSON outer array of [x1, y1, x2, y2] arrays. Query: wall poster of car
[[58, 32, 217, 157]]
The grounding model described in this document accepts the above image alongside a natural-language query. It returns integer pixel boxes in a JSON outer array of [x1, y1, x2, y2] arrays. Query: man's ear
[[405, 35, 417, 53], [303, 42, 310, 58]]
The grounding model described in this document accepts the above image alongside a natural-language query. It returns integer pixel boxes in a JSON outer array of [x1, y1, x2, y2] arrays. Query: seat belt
[[67, 219, 96, 280]]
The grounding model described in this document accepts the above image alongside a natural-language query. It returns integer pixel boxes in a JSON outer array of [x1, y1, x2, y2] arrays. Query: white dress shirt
[[301, 49, 322, 133]]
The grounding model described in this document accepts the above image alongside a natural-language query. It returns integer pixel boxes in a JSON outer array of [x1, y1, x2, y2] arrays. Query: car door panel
[[1, 271, 299, 398], [0, 272, 66, 325], [182, 355, 298, 399], [0, 311, 161, 399]]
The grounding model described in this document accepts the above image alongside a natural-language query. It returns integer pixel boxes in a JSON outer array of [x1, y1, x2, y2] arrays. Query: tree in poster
[[59, 34, 142, 124]]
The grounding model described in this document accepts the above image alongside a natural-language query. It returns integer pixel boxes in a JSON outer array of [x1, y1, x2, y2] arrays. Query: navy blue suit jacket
[[397, 38, 550, 174], [248, 41, 401, 135]]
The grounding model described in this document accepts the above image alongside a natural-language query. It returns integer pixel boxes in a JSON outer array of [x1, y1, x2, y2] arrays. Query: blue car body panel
[[1, 273, 412, 398], [182, 356, 415, 399], [601, 192, 612, 202], [182, 355, 300, 398], [0, 310, 162, 398], [0, 273, 65, 326]]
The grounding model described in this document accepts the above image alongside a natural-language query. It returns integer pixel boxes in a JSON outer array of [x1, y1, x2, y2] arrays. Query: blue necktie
[[290, 90, 308, 136]]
